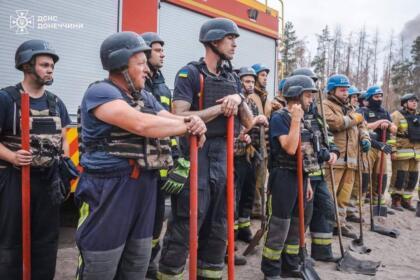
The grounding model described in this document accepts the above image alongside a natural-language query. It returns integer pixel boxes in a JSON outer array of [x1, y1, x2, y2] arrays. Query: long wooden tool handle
[[21, 91, 31, 280], [189, 136, 198, 280]]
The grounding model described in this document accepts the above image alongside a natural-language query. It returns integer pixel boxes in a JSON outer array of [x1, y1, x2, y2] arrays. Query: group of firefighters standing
[[0, 16, 419, 280]]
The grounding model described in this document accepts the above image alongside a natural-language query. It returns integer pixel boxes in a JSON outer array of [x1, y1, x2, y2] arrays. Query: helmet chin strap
[[29, 65, 54, 86], [122, 69, 140, 99], [209, 43, 232, 72]]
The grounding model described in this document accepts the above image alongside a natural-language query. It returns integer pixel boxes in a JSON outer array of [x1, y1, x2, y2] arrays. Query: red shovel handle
[[377, 129, 386, 197], [296, 137, 305, 248], [21, 91, 31, 280], [189, 135, 198, 280], [226, 116, 235, 279]]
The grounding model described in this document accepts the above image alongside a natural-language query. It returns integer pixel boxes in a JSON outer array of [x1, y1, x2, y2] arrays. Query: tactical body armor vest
[[234, 98, 260, 157], [269, 109, 319, 173], [361, 106, 390, 141], [1, 85, 62, 167], [83, 80, 173, 170], [189, 61, 240, 138], [145, 70, 172, 111], [401, 110, 420, 142]]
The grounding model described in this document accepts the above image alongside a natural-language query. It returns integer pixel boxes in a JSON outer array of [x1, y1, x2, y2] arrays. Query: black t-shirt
[[0, 84, 71, 136]]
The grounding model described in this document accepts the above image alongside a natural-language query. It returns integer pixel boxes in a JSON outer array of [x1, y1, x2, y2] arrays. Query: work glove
[[350, 112, 364, 124], [361, 139, 371, 153], [371, 139, 392, 154], [318, 147, 331, 163], [380, 143, 393, 154], [161, 158, 190, 194]]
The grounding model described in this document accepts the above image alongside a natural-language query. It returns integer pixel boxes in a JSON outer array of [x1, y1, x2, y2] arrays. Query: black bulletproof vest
[[145, 71, 172, 111], [362, 106, 390, 141], [401, 110, 420, 142], [190, 61, 240, 138]]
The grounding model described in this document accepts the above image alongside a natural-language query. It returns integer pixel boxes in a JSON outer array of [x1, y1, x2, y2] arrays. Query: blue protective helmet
[[348, 86, 361, 97], [251, 63, 270, 75], [278, 78, 286, 92], [365, 85, 383, 100], [326, 74, 350, 93]]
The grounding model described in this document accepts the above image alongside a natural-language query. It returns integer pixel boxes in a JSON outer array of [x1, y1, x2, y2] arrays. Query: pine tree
[[311, 25, 331, 87], [411, 36, 420, 95], [280, 21, 298, 76]]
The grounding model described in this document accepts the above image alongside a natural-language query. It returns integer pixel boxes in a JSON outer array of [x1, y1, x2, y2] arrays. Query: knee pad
[[407, 172, 419, 192]]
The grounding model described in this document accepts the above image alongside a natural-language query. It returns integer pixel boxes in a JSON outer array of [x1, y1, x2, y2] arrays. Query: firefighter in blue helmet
[[322, 75, 371, 239], [0, 39, 71, 280], [235, 67, 268, 246], [250, 63, 272, 219], [158, 18, 254, 280], [74, 32, 206, 280], [359, 86, 397, 208]]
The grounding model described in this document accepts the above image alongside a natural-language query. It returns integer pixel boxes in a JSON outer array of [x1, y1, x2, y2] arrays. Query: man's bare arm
[[172, 100, 222, 123]]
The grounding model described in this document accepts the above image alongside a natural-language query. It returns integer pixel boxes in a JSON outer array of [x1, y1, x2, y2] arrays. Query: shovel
[[296, 137, 321, 280], [226, 116, 235, 279], [189, 136, 198, 280], [372, 129, 388, 217], [21, 91, 31, 280], [368, 158, 400, 238], [349, 146, 371, 254], [243, 126, 267, 256], [317, 89, 380, 275]]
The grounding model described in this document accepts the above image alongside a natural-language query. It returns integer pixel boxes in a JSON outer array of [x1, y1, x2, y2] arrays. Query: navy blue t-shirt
[[80, 81, 164, 171], [0, 84, 71, 135], [269, 110, 291, 156]]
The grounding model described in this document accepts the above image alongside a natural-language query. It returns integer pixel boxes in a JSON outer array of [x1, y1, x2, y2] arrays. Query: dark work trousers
[[148, 179, 166, 265], [282, 180, 314, 273], [261, 168, 308, 277], [75, 167, 157, 280], [235, 155, 256, 229], [0, 166, 60, 280], [309, 177, 335, 260], [159, 137, 228, 280]]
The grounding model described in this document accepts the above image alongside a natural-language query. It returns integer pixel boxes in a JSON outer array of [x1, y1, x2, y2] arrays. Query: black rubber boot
[[237, 227, 253, 243]]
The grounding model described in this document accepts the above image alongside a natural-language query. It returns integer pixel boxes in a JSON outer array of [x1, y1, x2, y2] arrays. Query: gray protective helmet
[[238, 66, 257, 79], [15, 39, 59, 70], [141, 32, 164, 47], [199, 18, 240, 43], [291, 68, 318, 82], [400, 93, 419, 106], [283, 75, 318, 98], [100, 31, 151, 71]]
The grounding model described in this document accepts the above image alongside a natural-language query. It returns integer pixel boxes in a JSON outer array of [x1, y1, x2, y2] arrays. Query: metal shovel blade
[[372, 205, 388, 217], [416, 201, 420, 218], [337, 251, 380, 276], [349, 238, 371, 254], [299, 258, 321, 280], [371, 224, 400, 238]]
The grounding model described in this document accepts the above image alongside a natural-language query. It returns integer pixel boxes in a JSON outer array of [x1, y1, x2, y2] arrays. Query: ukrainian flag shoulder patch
[[178, 69, 188, 78]]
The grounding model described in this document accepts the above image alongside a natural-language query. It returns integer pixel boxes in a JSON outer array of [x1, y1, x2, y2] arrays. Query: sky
[[263, 0, 420, 67]]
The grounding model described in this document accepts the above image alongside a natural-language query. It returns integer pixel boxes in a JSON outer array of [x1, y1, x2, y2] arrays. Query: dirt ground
[[55, 198, 420, 280]]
